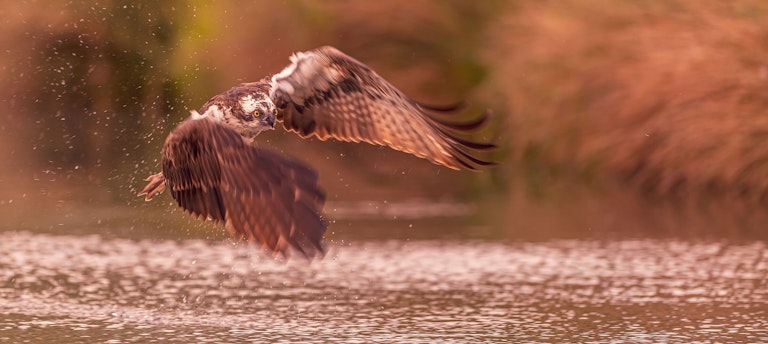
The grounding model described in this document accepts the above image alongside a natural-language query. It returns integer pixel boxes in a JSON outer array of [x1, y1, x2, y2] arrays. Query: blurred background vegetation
[[1, 0, 767, 239]]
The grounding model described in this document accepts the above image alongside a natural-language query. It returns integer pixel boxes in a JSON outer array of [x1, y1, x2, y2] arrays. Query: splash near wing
[[269, 46, 495, 171], [160, 117, 326, 257]]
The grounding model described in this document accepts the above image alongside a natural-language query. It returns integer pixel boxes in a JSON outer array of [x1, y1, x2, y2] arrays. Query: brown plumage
[[141, 118, 325, 257], [271, 45, 495, 170], [139, 46, 494, 258]]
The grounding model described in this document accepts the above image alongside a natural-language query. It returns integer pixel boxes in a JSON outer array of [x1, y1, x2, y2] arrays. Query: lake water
[[1, 227, 766, 343]]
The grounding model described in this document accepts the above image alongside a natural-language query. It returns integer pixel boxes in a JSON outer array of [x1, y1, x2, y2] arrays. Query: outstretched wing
[[269, 46, 495, 171], [160, 117, 326, 257]]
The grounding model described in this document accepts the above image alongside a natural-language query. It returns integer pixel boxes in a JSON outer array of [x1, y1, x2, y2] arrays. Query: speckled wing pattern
[[160, 117, 326, 257], [268, 46, 495, 170]]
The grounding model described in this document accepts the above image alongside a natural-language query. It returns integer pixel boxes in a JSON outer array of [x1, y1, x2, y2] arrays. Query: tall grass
[[484, 1, 768, 202]]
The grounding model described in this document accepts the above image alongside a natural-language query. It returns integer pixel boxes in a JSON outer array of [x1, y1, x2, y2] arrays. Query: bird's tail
[[138, 172, 166, 201]]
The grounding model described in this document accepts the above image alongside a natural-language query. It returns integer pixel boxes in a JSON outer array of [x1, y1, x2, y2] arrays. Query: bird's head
[[193, 92, 277, 138], [232, 93, 277, 137]]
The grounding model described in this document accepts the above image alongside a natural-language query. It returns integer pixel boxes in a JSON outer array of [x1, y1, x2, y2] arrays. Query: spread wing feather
[[269, 46, 495, 170], [160, 117, 326, 257]]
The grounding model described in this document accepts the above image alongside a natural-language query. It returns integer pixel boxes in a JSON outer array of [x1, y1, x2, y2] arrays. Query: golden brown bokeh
[[484, 1, 768, 203], [2, 0, 768, 208]]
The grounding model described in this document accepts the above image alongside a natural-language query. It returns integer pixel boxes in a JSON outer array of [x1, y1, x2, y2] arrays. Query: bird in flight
[[138, 46, 494, 258]]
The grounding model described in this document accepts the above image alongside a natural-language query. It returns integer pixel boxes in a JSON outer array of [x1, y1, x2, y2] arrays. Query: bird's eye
[[253, 111, 261, 117]]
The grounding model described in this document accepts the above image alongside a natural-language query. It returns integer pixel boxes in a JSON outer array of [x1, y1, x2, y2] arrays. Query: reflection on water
[[1, 231, 766, 343]]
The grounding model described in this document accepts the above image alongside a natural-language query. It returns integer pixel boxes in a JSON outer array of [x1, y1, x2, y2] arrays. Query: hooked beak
[[265, 114, 276, 129]]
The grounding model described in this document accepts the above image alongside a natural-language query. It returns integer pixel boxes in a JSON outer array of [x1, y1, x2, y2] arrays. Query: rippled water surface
[[1, 230, 767, 343]]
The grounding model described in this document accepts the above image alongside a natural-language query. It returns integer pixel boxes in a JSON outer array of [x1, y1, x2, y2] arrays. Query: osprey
[[138, 46, 494, 258]]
